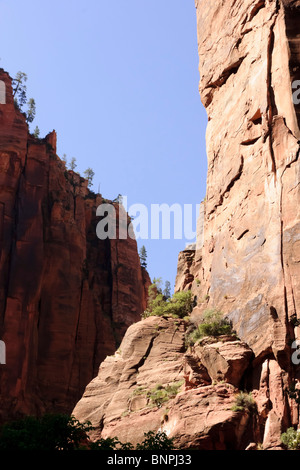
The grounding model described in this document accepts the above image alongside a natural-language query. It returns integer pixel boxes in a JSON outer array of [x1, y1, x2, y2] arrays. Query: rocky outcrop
[[73, 316, 265, 450], [0, 69, 150, 422]]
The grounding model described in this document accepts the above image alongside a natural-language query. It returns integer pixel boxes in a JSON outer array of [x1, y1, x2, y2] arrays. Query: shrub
[[186, 309, 233, 346], [88, 437, 133, 450], [0, 414, 93, 451], [142, 286, 193, 320], [231, 392, 257, 413], [136, 431, 174, 450], [281, 427, 300, 450], [147, 381, 184, 408], [0, 414, 175, 451]]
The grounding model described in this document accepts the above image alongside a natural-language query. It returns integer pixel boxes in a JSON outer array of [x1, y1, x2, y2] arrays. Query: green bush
[[281, 427, 300, 450], [136, 431, 174, 450], [142, 285, 193, 319], [0, 414, 93, 451], [186, 309, 234, 346], [231, 392, 257, 413], [0, 413, 175, 451], [88, 436, 133, 450], [147, 382, 184, 408]]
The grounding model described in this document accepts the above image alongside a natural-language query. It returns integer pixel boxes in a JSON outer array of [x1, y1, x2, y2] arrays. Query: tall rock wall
[[172, 0, 300, 447], [177, 0, 300, 362], [0, 69, 150, 421]]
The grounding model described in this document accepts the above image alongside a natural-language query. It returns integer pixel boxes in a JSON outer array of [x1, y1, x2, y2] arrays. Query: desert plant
[[231, 392, 257, 413], [186, 309, 234, 346], [136, 431, 174, 450], [147, 381, 184, 408], [142, 286, 193, 320], [281, 427, 300, 450]]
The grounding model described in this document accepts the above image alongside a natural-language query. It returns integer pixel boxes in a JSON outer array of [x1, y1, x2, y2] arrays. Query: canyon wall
[[173, 0, 300, 447], [0, 69, 150, 422], [177, 0, 300, 361]]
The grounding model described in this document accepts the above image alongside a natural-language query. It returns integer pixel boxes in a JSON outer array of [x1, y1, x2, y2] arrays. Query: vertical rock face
[[0, 69, 150, 421], [173, 0, 300, 448], [178, 0, 300, 360]]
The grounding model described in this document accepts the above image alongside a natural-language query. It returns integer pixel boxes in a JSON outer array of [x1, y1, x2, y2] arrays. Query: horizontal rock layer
[[73, 316, 296, 449]]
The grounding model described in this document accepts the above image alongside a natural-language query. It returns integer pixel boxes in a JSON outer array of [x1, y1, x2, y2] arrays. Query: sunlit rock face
[[172, 1, 300, 448], [176, 0, 300, 363]]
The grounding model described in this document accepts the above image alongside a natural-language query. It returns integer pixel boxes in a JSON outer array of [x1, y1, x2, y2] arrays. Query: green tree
[[69, 157, 77, 171], [12, 72, 36, 123], [83, 167, 95, 188], [0, 414, 175, 451], [12, 71, 28, 109], [163, 280, 171, 300], [26, 98, 36, 123], [136, 431, 174, 450], [88, 437, 134, 450], [142, 286, 193, 320], [139, 245, 147, 269], [0, 414, 93, 451], [33, 125, 40, 138]]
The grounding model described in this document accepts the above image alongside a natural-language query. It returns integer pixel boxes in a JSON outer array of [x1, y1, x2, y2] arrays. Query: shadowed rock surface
[[0, 69, 150, 421]]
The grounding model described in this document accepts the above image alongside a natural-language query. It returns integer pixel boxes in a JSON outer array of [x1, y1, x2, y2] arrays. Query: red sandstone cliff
[[174, 0, 300, 447], [0, 69, 150, 421]]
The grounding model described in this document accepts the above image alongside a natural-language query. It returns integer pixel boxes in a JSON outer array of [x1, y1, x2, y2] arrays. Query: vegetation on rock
[[12, 71, 36, 124], [132, 381, 184, 409], [142, 283, 193, 320], [186, 309, 234, 346], [139, 245, 148, 269], [281, 427, 300, 450], [231, 392, 257, 413]]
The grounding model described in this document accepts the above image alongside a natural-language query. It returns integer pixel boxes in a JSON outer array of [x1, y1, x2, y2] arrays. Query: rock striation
[[0, 69, 150, 421], [73, 316, 267, 450], [173, 0, 300, 448]]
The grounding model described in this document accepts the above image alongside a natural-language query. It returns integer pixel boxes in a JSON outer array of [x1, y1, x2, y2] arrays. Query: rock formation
[[74, 0, 300, 450], [0, 69, 150, 422], [173, 0, 300, 448], [73, 316, 259, 450]]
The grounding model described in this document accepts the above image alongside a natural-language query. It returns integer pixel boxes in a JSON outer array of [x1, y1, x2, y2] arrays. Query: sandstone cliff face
[[0, 69, 150, 421], [173, 0, 300, 448], [73, 316, 278, 450]]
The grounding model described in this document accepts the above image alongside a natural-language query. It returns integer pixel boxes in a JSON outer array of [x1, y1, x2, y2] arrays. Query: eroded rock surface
[[172, 0, 300, 448], [73, 317, 275, 449], [0, 69, 150, 421]]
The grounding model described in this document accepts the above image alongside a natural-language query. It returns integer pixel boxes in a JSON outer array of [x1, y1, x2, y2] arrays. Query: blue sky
[[0, 0, 208, 291]]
